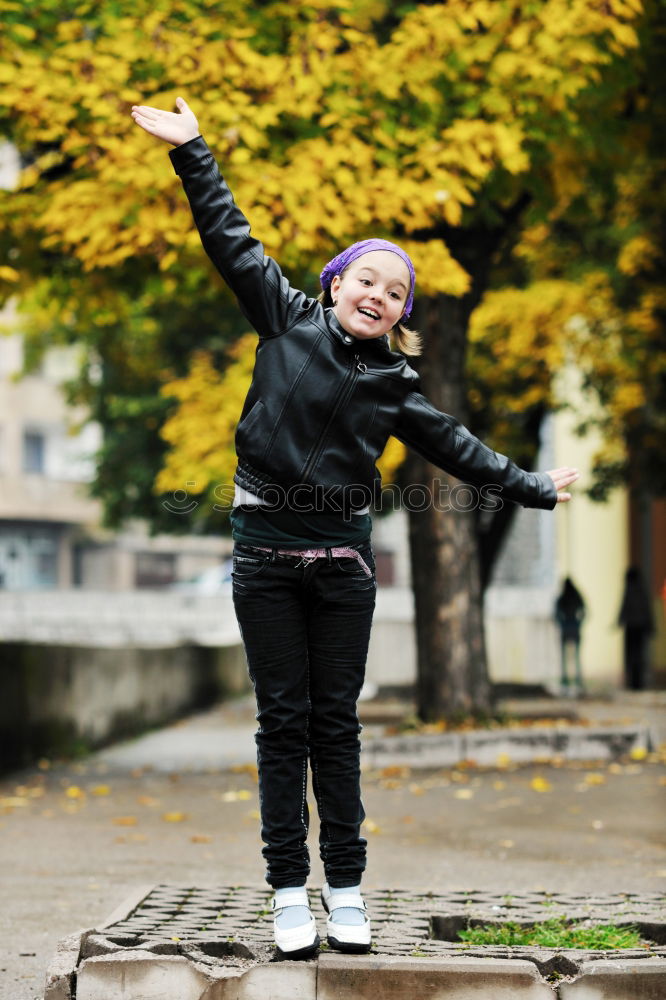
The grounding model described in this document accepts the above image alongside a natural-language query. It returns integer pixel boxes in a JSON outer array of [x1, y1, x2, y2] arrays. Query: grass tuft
[[458, 916, 643, 950]]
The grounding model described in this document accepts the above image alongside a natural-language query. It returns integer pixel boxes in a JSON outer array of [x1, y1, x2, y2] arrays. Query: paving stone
[[76, 951, 211, 1000], [76, 951, 316, 1000], [559, 958, 666, 999], [317, 954, 555, 1000], [44, 885, 666, 999]]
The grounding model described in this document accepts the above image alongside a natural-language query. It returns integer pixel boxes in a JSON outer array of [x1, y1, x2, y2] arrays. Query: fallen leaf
[[112, 816, 138, 826], [400, 815, 415, 824], [591, 820, 604, 830], [530, 776, 552, 793], [230, 764, 259, 782], [65, 786, 85, 799], [381, 765, 411, 778], [91, 785, 111, 796], [246, 809, 261, 820], [493, 780, 506, 790], [379, 779, 403, 790], [162, 812, 188, 823], [454, 788, 474, 800], [191, 835, 212, 843], [630, 747, 647, 761], [362, 819, 381, 834], [496, 753, 512, 768], [0, 797, 30, 808], [498, 839, 514, 848], [409, 783, 425, 796], [137, 795, 160, 807], [221, 790, 252, 802], [584, 772, 606, 785]]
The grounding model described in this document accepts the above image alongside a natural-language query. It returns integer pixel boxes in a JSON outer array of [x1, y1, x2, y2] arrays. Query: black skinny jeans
[[231, 540, 376, 890]]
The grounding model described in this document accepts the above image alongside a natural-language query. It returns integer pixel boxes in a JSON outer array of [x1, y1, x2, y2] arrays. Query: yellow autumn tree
[[1, 0, 657, 716]]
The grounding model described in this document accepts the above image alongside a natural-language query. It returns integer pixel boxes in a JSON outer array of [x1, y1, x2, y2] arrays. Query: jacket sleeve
[[393, 388, 557, 510], [168, 136, 312, 339]]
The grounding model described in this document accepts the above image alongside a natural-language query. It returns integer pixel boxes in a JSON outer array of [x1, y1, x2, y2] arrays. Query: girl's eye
[[359, 278, 371, 286]]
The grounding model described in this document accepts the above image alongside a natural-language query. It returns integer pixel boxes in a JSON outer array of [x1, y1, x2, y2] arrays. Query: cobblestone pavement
[[1, 692, 665, 999]]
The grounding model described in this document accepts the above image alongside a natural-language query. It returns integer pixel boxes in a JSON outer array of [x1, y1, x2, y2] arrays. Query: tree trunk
[[403, 199, 534, 721], [405, 294, 491, 721]]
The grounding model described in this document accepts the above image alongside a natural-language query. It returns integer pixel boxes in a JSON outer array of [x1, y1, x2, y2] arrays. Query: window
[[135, 552, 176, 588], [23, 431, 45, 474]]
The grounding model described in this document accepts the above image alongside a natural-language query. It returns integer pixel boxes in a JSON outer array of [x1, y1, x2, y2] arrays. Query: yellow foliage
[[617, 235, 660, 276], [0, 0, 653, 504], [157, 334, 256, 497]]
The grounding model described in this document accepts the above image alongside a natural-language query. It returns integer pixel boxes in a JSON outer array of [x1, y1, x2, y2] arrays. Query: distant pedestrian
[[554, 577, 586, 694], [618, 567, 654, 690]]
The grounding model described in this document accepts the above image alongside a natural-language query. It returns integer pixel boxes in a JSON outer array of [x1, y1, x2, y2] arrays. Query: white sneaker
[[320, 883, 372, 953], [271, 888, 319, 958]]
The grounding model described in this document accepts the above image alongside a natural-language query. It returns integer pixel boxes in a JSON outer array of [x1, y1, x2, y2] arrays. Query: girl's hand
[[130, 96, 199, 146], [545, 467, 580, 503]]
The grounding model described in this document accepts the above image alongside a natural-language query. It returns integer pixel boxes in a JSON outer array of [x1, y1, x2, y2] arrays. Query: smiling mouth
[[357, 307, 380, 320]]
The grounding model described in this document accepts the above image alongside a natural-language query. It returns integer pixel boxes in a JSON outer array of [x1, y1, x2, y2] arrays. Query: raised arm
[[130, 97, 311, 338], [394, 388, 578, 509]]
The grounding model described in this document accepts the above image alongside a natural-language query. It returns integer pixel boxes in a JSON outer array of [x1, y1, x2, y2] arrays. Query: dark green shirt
[[230, 505, 372, 549]]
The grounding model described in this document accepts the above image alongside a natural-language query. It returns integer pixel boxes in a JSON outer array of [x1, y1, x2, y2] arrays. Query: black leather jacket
[[169, 137, 557, 515]]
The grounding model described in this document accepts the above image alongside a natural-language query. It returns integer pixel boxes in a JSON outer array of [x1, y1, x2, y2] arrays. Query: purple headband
[[320, 238, 416, 318]]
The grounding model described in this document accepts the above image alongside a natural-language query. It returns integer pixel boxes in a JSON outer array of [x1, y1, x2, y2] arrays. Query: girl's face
[[330, 251, 410, 341]]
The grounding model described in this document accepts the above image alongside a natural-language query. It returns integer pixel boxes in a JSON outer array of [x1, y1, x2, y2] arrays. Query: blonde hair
[[317, 288, 422, 357]]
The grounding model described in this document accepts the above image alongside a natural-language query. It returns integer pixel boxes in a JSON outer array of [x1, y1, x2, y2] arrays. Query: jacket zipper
[[301, 353, 364, 482]]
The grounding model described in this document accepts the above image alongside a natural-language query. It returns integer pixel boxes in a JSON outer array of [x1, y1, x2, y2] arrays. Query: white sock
[[274, 887, 311, 930], [329, 883, 366, 926]]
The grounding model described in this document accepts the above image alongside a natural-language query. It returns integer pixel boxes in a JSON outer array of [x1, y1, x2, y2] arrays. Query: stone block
[[227, 962, 317, 1000], [559, 958, 666, 1000], [317, 954, 554, 1000], [44, 929, 86, 1000], [75, 950, 317, 1000], [76, 951, 216, 1000]]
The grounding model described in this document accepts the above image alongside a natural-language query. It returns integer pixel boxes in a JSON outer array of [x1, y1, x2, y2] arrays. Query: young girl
[[130, 97, 579, 959]]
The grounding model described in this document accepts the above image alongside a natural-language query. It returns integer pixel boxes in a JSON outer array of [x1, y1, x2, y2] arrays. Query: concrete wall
[[0, 641, 249, 773]]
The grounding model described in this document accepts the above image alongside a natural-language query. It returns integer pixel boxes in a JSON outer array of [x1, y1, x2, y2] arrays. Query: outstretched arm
[[394, 389, 579, 509], [129, 97, 311, 339]]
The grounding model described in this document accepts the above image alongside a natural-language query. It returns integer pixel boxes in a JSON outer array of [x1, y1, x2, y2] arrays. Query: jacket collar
[[326, 309, 390, 352]]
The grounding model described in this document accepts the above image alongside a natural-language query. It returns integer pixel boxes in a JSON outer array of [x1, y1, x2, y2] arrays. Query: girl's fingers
[[133, 108, 161, 120], [132, 114, 158, 133]]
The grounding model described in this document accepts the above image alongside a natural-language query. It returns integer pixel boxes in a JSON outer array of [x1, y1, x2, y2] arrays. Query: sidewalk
[[1, 691, 664, 999]]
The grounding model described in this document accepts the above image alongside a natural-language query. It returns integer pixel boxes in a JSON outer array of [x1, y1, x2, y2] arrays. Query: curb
[[361, 724, 652, 769]]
